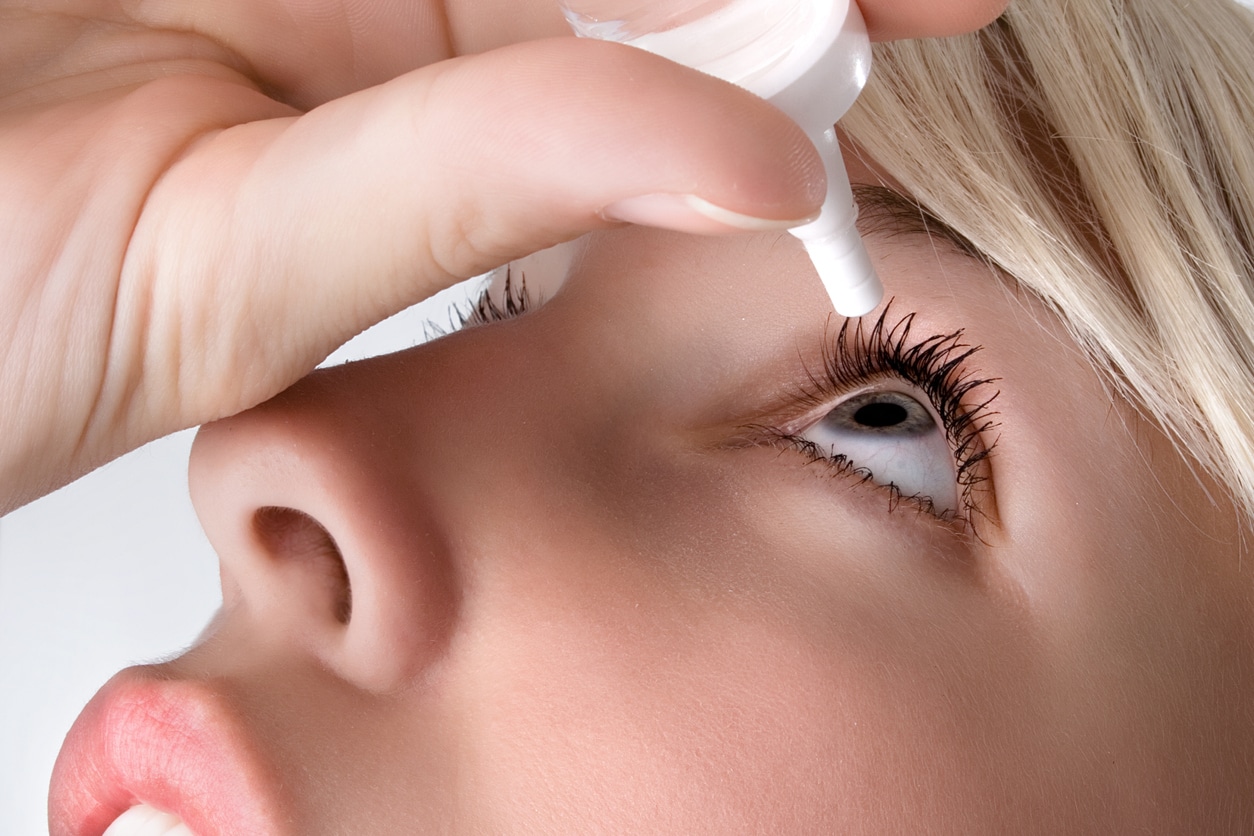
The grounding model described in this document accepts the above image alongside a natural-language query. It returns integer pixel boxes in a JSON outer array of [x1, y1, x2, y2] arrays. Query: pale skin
[[14, 0, 1254, 832], [57, 168, 1254, 832], [0, 0, 1006, 512]]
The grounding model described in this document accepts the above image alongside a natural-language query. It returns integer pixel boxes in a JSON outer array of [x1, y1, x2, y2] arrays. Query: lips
[[49, 666, 291, 836]]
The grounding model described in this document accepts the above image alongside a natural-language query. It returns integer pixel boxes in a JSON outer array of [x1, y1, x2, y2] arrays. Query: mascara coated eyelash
[[420, 266, 536, 340], [459, 267, 534, 329], [767, 306, 1001, 526]]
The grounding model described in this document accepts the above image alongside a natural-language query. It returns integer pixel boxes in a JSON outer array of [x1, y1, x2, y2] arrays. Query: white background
[[0, 282, 479, 836]]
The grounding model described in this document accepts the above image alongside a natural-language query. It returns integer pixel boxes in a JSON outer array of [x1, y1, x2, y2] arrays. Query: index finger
[[120, 0, 1005, 110], [444, 0, 1011, 53], [857, 0, 1010, 41]]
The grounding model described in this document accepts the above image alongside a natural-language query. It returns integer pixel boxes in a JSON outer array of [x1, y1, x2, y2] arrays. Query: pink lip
[[48, 666, 291, 836]]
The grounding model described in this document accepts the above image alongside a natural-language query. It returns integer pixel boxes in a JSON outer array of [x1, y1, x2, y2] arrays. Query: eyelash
[[418, 266, 536, 341], [456, 266, 535, 329], [447, 276, 999, 527], [761, 306, 1000, 526]]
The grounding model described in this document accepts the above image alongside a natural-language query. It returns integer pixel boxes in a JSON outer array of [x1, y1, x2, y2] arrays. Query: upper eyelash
[[771, 304, 1001, 526], [457, 266, 534, 328], [420, 266, 536, 340]]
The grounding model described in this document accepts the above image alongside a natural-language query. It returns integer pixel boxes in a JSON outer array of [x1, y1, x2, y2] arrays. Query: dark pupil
[[853, 401, 909, 428]]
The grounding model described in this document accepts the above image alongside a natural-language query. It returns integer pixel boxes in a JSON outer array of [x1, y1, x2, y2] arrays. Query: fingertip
[[601, 194, 820, 235], [860, 0, 1009, 41], [423, 38, 827, 244]]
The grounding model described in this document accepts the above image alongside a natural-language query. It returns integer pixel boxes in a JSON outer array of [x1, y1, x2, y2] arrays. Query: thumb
[[127, 37, 825, 425]]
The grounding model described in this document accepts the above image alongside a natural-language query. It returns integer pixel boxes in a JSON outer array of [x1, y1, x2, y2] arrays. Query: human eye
[[755, 307, 1000, 526], [799, 385, 957, 512]]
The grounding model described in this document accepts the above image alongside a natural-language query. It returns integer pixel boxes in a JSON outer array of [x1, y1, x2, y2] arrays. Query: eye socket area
[[796, 384, 959, 516]]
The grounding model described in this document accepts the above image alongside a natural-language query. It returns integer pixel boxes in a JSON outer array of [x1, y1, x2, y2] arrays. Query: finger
[[859, 0, 1009, 41], [124, 38, 825, 425], [128, 0, 573, 110], [125, 0, 1006, 111]]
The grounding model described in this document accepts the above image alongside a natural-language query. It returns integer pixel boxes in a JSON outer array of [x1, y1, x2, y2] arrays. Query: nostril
[[252, 507, 353, 625]]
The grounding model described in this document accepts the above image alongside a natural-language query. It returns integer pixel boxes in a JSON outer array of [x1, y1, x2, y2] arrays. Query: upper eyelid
[[719, 311, 997, 437], [810, 311, 1000, 445], [769, 377, 942, 438], [746, 378, 982, 447]]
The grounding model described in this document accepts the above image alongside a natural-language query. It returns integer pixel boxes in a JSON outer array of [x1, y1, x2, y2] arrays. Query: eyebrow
[[853, 184, 987, 263]]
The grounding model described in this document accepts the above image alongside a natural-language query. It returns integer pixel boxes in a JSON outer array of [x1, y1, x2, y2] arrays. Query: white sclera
[[800, 389, 958, 514]]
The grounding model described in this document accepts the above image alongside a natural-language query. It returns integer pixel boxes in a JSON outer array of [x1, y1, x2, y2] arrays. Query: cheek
[[438, 581, 1055, 832], [183, 438, 1085, 833], [985, 340, 1254, 814], [994, 352, 1225, 622], [423, 446, 1090, 832]]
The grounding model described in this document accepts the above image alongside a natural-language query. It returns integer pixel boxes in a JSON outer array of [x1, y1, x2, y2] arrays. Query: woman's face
[[54, 172, 1254, 834]]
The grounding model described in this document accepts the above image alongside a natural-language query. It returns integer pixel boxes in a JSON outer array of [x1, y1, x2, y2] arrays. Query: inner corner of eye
[[798, 389, 959, 515]]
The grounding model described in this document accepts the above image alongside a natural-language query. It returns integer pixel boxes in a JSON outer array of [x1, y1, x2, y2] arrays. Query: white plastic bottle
[[562, 0, 882, 317]]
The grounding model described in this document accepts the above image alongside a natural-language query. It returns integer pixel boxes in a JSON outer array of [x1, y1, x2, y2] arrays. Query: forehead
[[546, 204, 1022, 370], [515, 164, 1012, 350]]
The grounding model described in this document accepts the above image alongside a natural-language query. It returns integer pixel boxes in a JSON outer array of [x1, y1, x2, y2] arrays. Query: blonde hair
[[843, 0, 1254, 517]]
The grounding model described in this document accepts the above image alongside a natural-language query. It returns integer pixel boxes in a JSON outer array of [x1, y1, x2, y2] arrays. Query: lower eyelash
[[778, 304, 1001, 526], [757, 429, 956, 520]]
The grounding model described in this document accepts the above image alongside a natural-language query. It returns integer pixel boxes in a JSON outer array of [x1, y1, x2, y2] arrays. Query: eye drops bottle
[[561, 0, 882, 317]]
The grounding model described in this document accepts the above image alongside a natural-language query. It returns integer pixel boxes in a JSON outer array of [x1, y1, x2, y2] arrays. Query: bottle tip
[[801, 231, 883, 317]]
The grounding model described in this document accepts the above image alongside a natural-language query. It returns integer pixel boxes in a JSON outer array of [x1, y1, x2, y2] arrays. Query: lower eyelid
[[730, 398, 995, 530], [734, 430, 969, 526]]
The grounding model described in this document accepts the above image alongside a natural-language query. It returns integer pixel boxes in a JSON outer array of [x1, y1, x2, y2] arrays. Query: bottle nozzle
[[788, 126, 882, 317], [794, 221, 880, 317], [561, 0, 881, 317]]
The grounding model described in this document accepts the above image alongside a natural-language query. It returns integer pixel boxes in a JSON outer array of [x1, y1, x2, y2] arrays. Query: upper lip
[[48, 666, 290, 836]]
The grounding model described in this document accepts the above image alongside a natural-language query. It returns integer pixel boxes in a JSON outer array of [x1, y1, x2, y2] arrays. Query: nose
[[188, 351, 466, 693]]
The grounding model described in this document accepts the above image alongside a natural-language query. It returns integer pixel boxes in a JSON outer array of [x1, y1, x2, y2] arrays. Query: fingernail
[[601, 194, 818, 235]]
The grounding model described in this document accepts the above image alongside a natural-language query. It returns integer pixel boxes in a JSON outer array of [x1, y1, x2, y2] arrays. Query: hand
[[0, 0, 1006, 512]]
